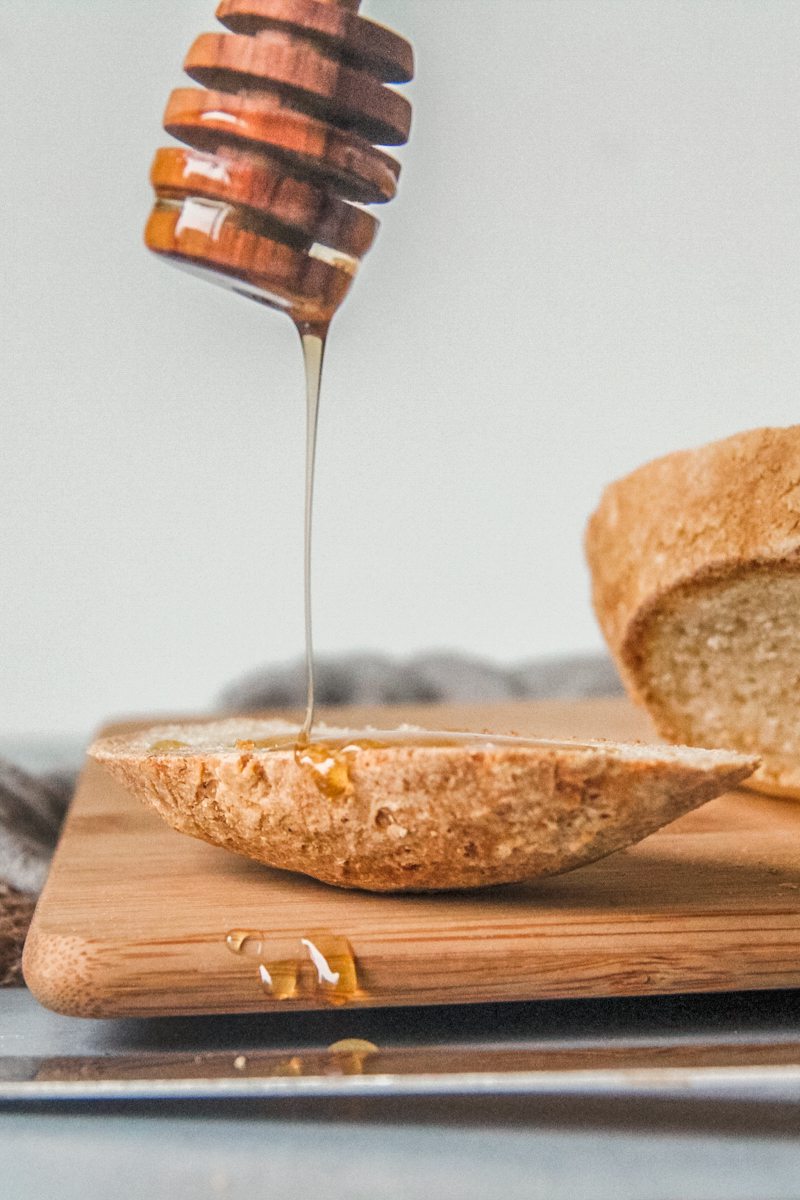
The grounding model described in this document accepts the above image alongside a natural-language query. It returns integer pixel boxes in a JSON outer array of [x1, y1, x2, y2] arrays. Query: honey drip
[[326, 1038, 379, 1075], [225, 928, 359, 1006], [297, 321, 327, 741], [258, 959, 299, 1001], [225, 929, 267, 957], [294, 738, 356, 800], [233, 726, 601, 800]]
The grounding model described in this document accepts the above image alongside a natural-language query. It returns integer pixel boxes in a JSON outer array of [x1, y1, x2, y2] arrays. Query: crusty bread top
[[586, 425, 800, 670], [89, 718, 757, 892], [90, 716, 752, 767]]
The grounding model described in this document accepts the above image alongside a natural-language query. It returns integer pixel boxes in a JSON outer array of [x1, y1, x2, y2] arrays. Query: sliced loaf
[[587, 424, 800, 797]]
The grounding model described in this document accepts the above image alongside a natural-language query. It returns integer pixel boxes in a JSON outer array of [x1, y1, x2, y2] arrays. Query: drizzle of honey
[[148, 739, 190, 753], [231, 727, 600, 801], [225, 927, 359, 1006], [233, 734, 359, 799], [294, 740, 355, 800], [298, 325, 325, 741]]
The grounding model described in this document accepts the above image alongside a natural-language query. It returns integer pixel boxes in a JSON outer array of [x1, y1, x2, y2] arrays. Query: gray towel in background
[[220, 651, 623, 712], [0, 762, 73, 896], [0, 764, 73, 985]]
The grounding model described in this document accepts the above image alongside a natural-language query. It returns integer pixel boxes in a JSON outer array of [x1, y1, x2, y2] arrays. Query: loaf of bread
[[586, 424, 800, 798], [90, 718, 755, 891]]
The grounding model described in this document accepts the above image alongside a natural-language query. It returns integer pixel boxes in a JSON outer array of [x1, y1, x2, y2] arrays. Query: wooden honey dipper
[[145, 0, 414, 332]]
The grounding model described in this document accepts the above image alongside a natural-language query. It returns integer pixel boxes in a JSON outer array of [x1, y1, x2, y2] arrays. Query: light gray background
[[2, 1, 800, 736]]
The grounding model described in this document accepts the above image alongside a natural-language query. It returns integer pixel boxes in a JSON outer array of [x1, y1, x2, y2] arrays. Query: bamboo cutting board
[[23, 698, 800, 1018]]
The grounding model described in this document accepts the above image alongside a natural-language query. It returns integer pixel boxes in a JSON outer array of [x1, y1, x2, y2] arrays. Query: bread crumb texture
[[90, 720, 754, 891], [587, 424, 800, 798]]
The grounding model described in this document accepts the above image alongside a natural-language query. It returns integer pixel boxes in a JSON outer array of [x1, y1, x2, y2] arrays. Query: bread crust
[[586, 425, 800, 795], [90, 720, 755, 892]]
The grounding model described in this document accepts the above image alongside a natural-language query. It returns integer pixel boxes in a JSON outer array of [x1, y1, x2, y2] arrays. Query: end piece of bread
[[90, 718, 755, 892], [586, 424, 800, 798]]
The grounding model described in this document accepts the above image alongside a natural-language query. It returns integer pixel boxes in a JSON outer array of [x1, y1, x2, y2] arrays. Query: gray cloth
[[0, 762, 73, 895], [1, 652, 622, 897], [220, 651, 623, 712]]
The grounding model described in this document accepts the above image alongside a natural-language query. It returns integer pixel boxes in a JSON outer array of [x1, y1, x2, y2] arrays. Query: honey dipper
[[145, 0, 414, 331]]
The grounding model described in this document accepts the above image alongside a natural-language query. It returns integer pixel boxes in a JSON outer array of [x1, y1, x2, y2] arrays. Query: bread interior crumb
[[639, 566, 800, 757]]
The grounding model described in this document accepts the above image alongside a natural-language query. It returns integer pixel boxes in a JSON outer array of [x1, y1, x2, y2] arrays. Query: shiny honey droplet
[[225, 929, 266, 958], [258, 959, 299, 1001]]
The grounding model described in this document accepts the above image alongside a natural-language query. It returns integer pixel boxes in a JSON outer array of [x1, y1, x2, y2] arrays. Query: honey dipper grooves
[[144, 0, 413, 325]]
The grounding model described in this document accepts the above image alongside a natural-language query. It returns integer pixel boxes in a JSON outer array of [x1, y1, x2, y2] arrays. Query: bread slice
[[586, 424, 800, 798], [90, 718, 755, 891]]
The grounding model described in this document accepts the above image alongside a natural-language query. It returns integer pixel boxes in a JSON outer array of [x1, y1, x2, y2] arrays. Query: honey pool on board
[[225, 928, 359, 1006]]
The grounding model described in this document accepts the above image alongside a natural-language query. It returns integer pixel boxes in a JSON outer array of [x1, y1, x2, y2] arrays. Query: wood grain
[[163, 86, 400, 204], [314, 0, 361, 11], [184, 30, 412, 146], [23, 698, 800, 1019], [215, 0, 414, 83], [144, 200, 355, 319], [150, 146, 378, 258]]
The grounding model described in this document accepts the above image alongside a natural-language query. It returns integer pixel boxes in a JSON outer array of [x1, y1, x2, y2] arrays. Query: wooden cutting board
[[23, 697, 800, 1018]]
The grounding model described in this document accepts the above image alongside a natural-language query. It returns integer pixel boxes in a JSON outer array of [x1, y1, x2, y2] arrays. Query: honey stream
[[296, 321, 327, 742]]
